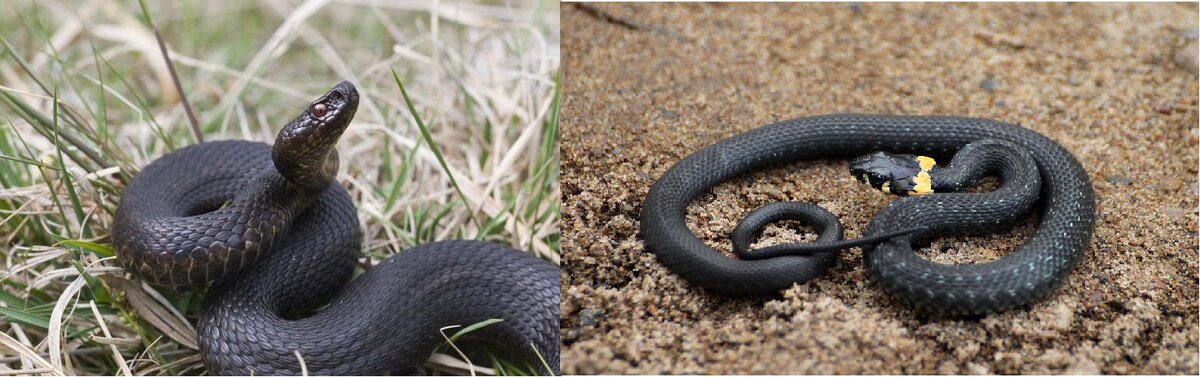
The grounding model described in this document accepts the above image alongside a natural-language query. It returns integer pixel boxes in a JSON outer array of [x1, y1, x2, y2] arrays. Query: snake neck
[[927, 140, 1039, 194], [272, 148, 339, 192], [864, 140, 1041, 241], [183, 171, 320, 287], [240, 171, 321, 213], [212, 183, 360, 315]]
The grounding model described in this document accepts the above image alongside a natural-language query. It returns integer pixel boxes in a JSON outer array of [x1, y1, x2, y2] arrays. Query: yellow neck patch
[[909, 156, 937, 195], [911, 171, 933, 195], [917, 156, 936, 171]]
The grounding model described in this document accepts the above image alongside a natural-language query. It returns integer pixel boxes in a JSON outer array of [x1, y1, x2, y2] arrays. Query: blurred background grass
[[0, 0, 559, 375]]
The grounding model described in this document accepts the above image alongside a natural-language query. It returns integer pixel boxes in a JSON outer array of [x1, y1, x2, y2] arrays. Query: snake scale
[[641, 114, 1095, 315], [112, 81, 560, 375]]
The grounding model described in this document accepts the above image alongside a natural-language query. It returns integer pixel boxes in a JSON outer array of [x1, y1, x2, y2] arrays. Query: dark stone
[[659, 108, 680, 121], [577, 307, 605, 327], [1105, 175, 1132, 186], [980, 77, 998, 92]]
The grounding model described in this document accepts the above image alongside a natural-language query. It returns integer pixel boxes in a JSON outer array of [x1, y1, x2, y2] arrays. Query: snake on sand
[[641, 114, 1095, 316], [112, 81, 560, 375]]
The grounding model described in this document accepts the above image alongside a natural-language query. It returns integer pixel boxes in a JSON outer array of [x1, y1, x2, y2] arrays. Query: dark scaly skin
[[112, 81, 560, 374], [728, 139, 1039, 259], [640, 114, 1095, 316], [729, 202, 922, 260]]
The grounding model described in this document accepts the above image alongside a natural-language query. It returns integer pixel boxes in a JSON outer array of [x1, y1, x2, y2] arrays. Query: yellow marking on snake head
[[917, 156, 936, 172], [881, 180, 891, 194], [911, 171, 933, 195]]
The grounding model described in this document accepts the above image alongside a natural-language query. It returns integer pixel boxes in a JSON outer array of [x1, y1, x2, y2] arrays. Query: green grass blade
[[51, 85, 90, 237], [0, 290, 26, 308], [0, 304, 52, 329], [382, 137, 420, 213], [478, 197, 518, 239], [391, 69, 477, 227], [70, 259, 111, 304], [531, 342, 554, 376], [55, 239, 115, 258], [447, 318, 503, 343]]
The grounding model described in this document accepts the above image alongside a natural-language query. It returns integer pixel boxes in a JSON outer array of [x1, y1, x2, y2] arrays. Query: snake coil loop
[[113, 81, 561, 375], [641, 114, 1095, 316]]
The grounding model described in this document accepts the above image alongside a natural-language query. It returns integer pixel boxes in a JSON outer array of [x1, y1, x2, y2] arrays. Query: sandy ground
[[558, 3, 1199, 374]]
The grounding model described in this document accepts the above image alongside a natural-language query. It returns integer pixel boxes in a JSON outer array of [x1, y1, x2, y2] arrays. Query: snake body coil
[[641, 114, 1095, 315], [112, 81, 560, 374]]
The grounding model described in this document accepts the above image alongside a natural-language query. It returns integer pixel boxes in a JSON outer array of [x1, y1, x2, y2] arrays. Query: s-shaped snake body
[[112, 81, 560, 375], [641, 114, 1095, 316]]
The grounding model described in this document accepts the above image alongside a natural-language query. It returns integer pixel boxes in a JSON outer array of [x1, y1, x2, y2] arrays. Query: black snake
[[641, 114, 1095, 315], [112, 81, 560, 374]]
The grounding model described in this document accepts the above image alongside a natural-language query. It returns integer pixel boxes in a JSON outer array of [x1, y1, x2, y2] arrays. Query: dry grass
[[0, 0, 559, 375]]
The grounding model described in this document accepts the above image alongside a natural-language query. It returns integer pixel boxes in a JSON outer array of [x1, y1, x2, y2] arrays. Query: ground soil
[[559, 3, 1199, 374]]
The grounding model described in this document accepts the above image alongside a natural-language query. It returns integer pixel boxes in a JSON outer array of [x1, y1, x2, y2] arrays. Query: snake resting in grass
[[112, 81, 560, 375], [641, 114, 1095, 316]]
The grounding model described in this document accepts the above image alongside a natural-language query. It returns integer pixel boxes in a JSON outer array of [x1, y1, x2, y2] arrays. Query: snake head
[[849, 151, 937, 196], [273, 81, 360, 190]]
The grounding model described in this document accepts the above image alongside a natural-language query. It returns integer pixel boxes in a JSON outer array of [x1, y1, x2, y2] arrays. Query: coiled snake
[[641, 114, 1095, 316], [112, 81, 560, 374]]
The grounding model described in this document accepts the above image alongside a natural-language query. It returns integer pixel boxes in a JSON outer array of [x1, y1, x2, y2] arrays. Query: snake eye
[[311, 103, 327, 118]]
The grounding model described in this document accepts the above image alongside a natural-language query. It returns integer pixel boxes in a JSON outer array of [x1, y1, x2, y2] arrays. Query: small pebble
[[1162, 207, 1186, 217], [980, 77, 999, 92], [1105, 175, 1132, 186], [966, 362, 990, 375], [1176, 40, 1198, 75], [1065, 357, 1101, 375], [1153, 103, 1174, 114], [1051, 302, 1074, 331], [635, 170, 653, 181], [621, 202, 635, 213], [578, 307, 606, 327], [659, 108, 680, 121], [1160, 177, 1182, 191], [1087, 290, 1103, 307], [563, 328, 582, 343]]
